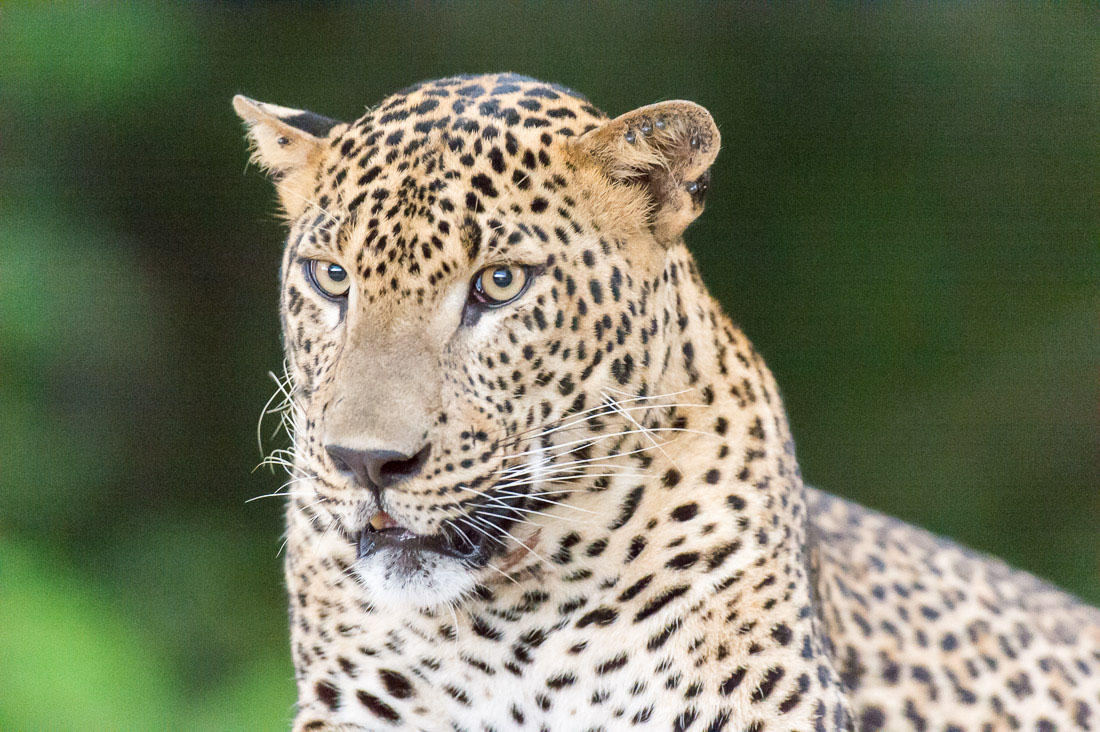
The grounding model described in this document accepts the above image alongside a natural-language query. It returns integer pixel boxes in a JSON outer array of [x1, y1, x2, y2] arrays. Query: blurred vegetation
[[1, 3, 1096, 729]]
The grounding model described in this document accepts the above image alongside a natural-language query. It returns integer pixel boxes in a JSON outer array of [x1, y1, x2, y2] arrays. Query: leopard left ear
[[232, 95, 344, 219], [576, 100, 720, 244]]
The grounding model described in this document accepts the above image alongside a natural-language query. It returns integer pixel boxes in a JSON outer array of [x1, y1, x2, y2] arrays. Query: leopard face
[[237, 74, 720, 609]]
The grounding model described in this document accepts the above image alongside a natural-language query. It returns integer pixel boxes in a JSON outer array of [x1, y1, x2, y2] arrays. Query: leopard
[[233, 73, 1100, 731]]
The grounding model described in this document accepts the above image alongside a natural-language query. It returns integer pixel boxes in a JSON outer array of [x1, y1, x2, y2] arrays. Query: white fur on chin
[[353, 546, 478, 611]]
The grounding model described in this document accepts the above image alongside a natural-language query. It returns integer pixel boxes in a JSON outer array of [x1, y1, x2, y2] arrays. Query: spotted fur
[[234, 74, 1100, 731]]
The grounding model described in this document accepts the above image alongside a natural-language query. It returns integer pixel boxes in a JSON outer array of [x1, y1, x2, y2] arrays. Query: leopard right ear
[[575, 100, 719, 245], [233, 95, 344, 219]]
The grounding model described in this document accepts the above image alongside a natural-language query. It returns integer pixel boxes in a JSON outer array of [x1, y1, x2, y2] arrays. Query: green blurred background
[[1, 3, 1096, 729]]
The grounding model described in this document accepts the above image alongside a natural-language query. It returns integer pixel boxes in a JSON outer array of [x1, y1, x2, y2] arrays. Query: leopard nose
[[325, 444, 431, 489]]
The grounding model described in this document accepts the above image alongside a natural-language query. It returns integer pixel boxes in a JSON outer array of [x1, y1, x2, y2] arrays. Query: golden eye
[[307, 260, 351, 299], [474, 265, 529, 305]]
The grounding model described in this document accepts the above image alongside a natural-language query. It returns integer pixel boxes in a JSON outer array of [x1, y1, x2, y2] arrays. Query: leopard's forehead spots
[[317, 73, 606, 218], [304, 74, 607, 301]]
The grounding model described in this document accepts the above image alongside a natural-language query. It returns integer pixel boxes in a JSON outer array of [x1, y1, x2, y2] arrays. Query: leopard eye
[[472, 265, 529, 306], [306, 260, 351, 300]]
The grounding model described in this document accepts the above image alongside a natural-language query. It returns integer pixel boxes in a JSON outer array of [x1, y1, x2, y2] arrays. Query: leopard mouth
[[353, 479, 535, 569], [355, 510, 488, 564]]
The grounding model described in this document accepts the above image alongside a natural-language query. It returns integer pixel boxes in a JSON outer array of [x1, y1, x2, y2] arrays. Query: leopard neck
[[496, 242, 813, 607], [629, 242, 809, 559]]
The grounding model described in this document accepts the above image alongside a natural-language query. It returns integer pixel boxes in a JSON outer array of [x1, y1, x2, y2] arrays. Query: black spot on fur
[[576, 606, 619, 628], [470, 173, 499, 198], [356, 690, 401, 724], [720, 667, 747, 695], [378, 669, 414, 699], [315, 679, 340, 710], [671, 503, 699, 521], [609, 485, 644, 530], [633, 584, 690, 622]]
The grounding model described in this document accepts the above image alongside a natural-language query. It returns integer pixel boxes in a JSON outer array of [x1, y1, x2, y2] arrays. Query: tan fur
[[574, 101, 720, 243], [234, 95, 340, 220]]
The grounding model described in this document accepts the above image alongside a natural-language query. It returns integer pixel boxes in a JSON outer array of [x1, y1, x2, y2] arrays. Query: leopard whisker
[[602, 389, 681, 472], [247, 474, 317, 503], [276, 532, 292, 558], [483, 496, 593, 522], [474, 509, 543, 527], [254, 458, 313, 478], [493, 400, 676, 456], [246, 489, 311, 503], [497, 487, 592, 497], [489, 472, 646, 495], [501, 428, 691, 466], [323, 557, 360, 591], [444, 601, 463, 642], [308, 510, 342, 561], [483, 560, 525, 587], [510, 448, 661, 475], [502, 395, 703, 446], [257, 369, 289, 455], [453, 515, 509, 551], [467, 514, 549, 565], [499, 427, 672, 463]]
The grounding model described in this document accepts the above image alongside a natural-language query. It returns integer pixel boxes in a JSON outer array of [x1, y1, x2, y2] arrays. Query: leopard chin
[[352, 544, 480, 611]]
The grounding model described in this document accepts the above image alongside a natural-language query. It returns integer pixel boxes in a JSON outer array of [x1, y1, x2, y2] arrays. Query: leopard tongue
[[369, 511, 399, 531]]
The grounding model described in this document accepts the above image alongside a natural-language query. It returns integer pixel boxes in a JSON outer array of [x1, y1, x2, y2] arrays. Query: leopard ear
[[576, 100, 720, 244], [232, 95, 343, 219]]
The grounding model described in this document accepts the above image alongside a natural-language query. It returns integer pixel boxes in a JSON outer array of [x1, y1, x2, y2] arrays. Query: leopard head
[[236, 73, 720, 609]]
